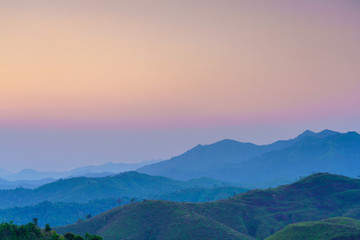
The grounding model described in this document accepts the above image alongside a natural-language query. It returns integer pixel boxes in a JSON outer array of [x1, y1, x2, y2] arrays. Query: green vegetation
[[0, 186, 247, 227], [56, 173, 360, 240], [157, 186, 247, 202], [57, 201, 255, 240], [0, 198, 122, 227], [0, 171, 235, 209], [266, 217, 360, 240], [0, 221, 103, 240]]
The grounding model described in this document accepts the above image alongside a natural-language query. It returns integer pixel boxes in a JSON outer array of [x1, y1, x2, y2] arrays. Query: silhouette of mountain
[[0, 178, 54, 190], [139, 130, 359, 187], [266, 217, 360, 240], [0, 171, 236, 209], [56, 173, 360, 240], [2, 160, 161, 181]]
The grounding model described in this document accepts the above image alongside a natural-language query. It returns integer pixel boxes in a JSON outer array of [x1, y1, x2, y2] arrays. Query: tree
[[74, 235, 84, 240], [44, 224, 52, 232], [64, 232, 76, 240], [85, 233, 104, 240], [32, 218, 39, 228]]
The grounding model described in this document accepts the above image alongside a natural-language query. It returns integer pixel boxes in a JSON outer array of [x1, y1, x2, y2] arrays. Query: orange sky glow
[[1, 0, 359, 129]]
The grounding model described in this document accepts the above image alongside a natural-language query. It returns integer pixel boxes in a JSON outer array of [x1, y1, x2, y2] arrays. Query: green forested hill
[[0, 186, 248, 227], [157, 186, 247, 202], [266, 217, 360, 240], [0, 171, 234, 209], [0, 199, 121, 228], [56, 173, 360, 240]]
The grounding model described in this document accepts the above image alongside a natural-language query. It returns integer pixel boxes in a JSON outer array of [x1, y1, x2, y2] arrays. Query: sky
[[0, 0, 360, 172]]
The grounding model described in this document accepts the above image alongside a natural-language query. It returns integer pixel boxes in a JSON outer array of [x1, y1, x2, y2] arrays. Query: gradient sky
[[1, 0, 360, 172]]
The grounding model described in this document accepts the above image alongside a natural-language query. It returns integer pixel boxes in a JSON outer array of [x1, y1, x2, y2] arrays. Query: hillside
[[0, 186, 248, 227], [57, 173, 360, 240], [0, 178, 54, 190], [157, 186, 248, 203], [139, 130, 360, 187], [266, 217, 360, 240], [57, 200, 255, 240], [0, 199, 121, 227], [0, 171, 235, 209]]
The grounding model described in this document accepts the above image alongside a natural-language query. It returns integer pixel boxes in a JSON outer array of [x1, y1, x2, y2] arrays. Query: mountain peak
[[297, 130, 316, 138], [293, 172, 356, 188], [216, 139, 240, 144], [317, 129, 339, 138]]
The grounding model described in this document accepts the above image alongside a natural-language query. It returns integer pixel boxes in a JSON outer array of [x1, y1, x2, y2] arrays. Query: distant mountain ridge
[[0, 171, 238, 209], [0, 178, 54, 190], [139, 130, 360, 187], [56, 173, 360, 240], [1, 159, 161, 182]]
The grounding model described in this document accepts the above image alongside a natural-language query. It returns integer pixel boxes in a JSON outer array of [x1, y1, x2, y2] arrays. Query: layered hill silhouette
[[0, 186, 248, 227], [1, 160, 160, 181], [0, 177, 54, 190], [139, 130, 360, 187], [57, 173, 360, 240], [0, 171, 239, 209], [266, 217, 360, 240]]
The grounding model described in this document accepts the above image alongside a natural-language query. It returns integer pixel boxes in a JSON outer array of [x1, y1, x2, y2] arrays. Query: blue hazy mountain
[[138, 130, 359, 187], [2, 160, 161, 182], [0, 178, 55, 190], [55, 173, 360, 240], [0, 171, 237, 209]]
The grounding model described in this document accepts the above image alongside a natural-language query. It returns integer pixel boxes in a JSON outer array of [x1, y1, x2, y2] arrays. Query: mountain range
[[0, 160, 161, 189], [56, 173, 360, 240], [0, 186, 248, 228], [139, 130, 360, 187], [2, 129, 359, 190], [0, 171, 239, 209]]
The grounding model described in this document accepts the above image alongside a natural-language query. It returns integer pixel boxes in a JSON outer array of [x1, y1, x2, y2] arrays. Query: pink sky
[[0, 0, 359, 171]]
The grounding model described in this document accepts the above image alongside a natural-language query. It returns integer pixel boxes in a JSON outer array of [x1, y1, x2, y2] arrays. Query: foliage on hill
[[57, 173, 360, 240], [266, 217, 360, 240], [0, 171, 234, 209], [0, 186, 248, 227], [157, 186, 247, 202], [0, 198, 122, 228], [57, 200, 255, 240], [0, 221, 102, 240]]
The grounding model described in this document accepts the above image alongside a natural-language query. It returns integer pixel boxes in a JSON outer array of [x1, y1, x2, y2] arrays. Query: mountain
[[0, 199, 121, 228], [139, 130, 360, 187], [0, 171, 236, 209], [232, 130, 360, 187], [0, 178, 55, 190], [157, 186, 248, 203], [3, 160, 160, 181], [66, 160, 161, 177], [266, 217, 360, 240], [137, 139, 279, 181], [56, 173, 360, 240], [0, 186, 249, 228]]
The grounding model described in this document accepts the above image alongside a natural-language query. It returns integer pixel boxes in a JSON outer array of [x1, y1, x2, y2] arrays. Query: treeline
[[0, 221, 102, 240]]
